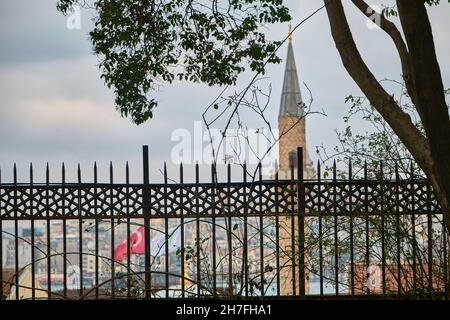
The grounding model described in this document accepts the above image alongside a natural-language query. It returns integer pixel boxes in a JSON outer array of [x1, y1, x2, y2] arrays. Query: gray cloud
[[0, 0, 93, 65]]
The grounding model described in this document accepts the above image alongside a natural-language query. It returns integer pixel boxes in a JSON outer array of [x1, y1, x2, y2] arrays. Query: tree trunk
[[395, 0, 450, 240], [324, 0, 450, 234]]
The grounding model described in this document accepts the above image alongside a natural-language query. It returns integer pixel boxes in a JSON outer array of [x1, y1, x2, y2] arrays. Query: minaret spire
[[279, 25, 303, 118], [277, 22, 314, 296], [288, 23, 293, 44]]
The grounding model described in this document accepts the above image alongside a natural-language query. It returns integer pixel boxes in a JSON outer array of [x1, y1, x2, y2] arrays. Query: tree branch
[[324, 0, 434, 180], [350, 0, 419, 106], [396, 0, 450, 228]]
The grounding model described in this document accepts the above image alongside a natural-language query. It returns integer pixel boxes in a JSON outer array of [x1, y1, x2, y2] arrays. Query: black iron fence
[[0, 146, 448, 299]]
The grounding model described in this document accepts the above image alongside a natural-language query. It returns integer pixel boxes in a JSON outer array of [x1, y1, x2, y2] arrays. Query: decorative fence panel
[[0, 146, 448, 299]]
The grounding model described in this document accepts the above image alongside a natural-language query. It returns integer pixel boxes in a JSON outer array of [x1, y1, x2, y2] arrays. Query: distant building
[[7, 268, 48, 300], [351, 262, 446, 294]]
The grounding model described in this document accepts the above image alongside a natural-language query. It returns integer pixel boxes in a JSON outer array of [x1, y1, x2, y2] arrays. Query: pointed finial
[[288, 23, 293, 44]]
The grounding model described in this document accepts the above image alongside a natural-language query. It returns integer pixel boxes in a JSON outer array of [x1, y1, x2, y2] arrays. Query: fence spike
[[180, 162, 184, 182], [110, 161, 114, 183], [395, 161, 399, 181], [13, 163, 17, 184], [46, 163, 49, 184], [364, 160, 368, 180], [317, 160, 320, 179], [94, 162, 98, 183], [333, 159, 337, 181], [195, 161, 199, 181], [163, 162, 168, 184], [348, 160, 352, 180], [210, 161, 215, 184], [258, 162, 262, 180]]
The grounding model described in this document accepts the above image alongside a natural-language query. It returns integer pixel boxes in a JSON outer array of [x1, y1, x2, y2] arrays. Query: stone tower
[[278, 27, 314, 179], [277, 26, 313, 296]]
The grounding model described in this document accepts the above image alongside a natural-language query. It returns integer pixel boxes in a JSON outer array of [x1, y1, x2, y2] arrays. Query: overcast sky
[[0, 0, 449, 183]]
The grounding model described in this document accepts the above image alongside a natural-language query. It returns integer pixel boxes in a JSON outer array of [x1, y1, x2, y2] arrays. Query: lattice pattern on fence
[[1, 180, 441, 219], [0, 146, 447, 300]]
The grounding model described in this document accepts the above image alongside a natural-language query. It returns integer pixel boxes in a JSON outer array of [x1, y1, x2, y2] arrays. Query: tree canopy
[[57, 0, 290, 124]]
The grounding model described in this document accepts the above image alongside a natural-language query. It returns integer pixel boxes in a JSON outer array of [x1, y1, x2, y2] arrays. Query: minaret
[[278, 24, 309, 179], [277, 25, 311, 296]]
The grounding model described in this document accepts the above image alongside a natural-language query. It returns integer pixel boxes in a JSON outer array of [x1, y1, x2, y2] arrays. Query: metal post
[[349, 161, 355, 295], [211, 163, 217, 296], [297, 147, 306, 297], [125, 162, 131, 298], [0, 169, 2, 300], [333, 160, 339, 295], [395, 163, 402, 294], [380, 162, 386, 295], [426, 178, 433, 294], [14, 164, 19, 300], [62, 164, 67, 297], [258, 164, 264, 297], [195, 163, 200, 297], [94, 163, 99, 298], [77, 164, 83, 297], [317, 161, 323, 295], [364, 161, 370, 295], [163, 163, 169, 298], [180, 163, 185, 298], [410, 162, 417, 295], [289, 161, 296, 296], [243, 163, 250, 297], [142, 145, 151, 298], [30, 164, 35, 299], [109, 162, 115, 298]]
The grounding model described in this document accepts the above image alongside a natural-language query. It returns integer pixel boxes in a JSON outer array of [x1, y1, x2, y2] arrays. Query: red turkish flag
[[114, 226, 145, 261]]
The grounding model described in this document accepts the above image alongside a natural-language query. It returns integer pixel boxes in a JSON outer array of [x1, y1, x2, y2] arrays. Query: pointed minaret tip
[[279, 23, 303, 118], [288, 23, 293, 44]]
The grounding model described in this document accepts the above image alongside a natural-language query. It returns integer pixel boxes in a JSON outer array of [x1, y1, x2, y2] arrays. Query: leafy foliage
[[381, 1, 447, 18], [57, 0, 291, 124], [339, 90, 423, 176], [317, 80, 450, 180]]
